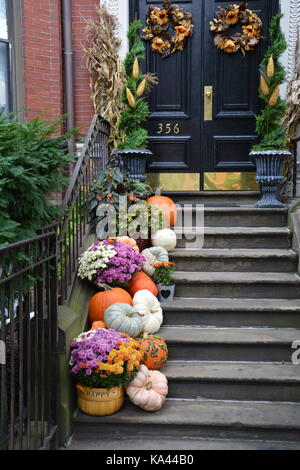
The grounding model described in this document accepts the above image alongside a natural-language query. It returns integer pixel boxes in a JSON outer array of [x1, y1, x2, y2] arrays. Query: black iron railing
[[56, 115, 109, 304], [0, 115, 110, 450], [0, 233, 58, 450]]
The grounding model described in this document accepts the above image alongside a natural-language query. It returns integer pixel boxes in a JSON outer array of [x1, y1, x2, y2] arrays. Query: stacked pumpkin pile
[[71, 196, 178, 416]]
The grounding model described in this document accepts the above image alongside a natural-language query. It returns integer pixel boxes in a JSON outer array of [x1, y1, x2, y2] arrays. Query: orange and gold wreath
[[142, 0, 194, 58], [210, 2, 263, 56]]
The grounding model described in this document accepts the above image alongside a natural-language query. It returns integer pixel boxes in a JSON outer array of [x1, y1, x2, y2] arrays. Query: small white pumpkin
[[151, 229, 177, 252], [126, 364, 168, 411], [132, 290, 163, 334], [142, 246, 169, 276]]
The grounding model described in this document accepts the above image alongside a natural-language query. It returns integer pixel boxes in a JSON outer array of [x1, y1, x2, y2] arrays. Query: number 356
[[157, 123, 180, 135]]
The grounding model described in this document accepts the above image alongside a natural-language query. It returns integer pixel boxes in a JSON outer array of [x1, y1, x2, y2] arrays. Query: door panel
[[131, 0, 279, 190], [133, 0, 202, 185], [202, 0, 279, 184]]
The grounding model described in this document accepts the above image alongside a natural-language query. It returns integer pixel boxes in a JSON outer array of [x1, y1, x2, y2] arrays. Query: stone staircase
[[69, 192, 300, 450]]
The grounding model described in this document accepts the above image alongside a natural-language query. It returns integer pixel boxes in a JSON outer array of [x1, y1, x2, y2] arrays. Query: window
[[0, 0, 11, 113]]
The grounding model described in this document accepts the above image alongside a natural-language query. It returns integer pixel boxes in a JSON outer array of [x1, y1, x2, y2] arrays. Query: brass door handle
[[204, 86, 213, 121]]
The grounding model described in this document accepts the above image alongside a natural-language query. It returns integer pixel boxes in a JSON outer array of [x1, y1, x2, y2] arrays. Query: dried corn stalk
[[283, 34, 300, 141], [84, 5, 126, 150], [281, 31, 300, 194]]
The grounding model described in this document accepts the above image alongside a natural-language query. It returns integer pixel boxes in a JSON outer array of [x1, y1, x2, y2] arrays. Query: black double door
[[130, 0, 279, 191]]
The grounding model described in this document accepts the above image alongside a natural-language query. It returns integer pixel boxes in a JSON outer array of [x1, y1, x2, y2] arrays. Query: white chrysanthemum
[[77, 242, 117, 281]]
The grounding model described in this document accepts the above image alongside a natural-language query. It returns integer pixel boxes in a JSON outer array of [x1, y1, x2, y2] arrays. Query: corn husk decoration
[[260, 74, 269, 97], [136, 79, 147, 97], [267, 56, 275, 78], [126, 87, 136, 108], [85, 5, 126, 150], [268, 86, 280, 106], [133, 57, 140, 79]]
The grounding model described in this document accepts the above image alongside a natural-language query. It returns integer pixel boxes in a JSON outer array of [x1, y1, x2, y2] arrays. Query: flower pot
[[111, 149, 153, 181], [157, 283, 175, 303], [250, 150, 291, 208], [76, 384, 124, 416]]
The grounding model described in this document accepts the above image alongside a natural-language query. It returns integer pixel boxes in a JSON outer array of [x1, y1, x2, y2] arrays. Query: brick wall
[[72, 0, 98, 133], [22, 0, 98, 132], [22, 0, 64, 121]]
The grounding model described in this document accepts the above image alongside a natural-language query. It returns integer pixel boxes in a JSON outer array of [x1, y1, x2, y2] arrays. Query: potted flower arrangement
[[77, 240, 145, 288], [250, 14, 291, 208], [152, 262, 176, 303], [88, 165, 166, 247], [112, 20, 158, 181], [70, 328, 142, 416]]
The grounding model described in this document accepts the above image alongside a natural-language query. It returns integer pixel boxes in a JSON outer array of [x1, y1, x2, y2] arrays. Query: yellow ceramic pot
[[76, 384, 124, 416]]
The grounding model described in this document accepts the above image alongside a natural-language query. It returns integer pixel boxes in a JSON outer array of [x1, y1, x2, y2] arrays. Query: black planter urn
[[111, 149, 153, 182], [249, 150, 291, 208]]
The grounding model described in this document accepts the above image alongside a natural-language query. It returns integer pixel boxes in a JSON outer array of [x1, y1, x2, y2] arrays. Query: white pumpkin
[[126, 364, 168, 411], [142, 246, 169, 276], [132, 290, 163, 334], [151, 229, 177, 252]]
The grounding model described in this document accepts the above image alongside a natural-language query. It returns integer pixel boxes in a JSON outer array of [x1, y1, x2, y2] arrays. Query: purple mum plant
[[78, 240, 145, 288]]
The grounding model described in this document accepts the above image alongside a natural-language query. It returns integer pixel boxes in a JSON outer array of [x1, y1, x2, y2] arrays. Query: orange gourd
[[88, 288, 132, 322], [147, 196, 177, 227], [128, 272, 158, 297], [107, 236, 139, 253], [137, 334, 168, 370], [90, 320, 107, 330]]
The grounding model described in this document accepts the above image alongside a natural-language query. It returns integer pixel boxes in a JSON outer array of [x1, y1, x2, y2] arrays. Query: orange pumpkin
[[107, 236, 139, 253], [147, 196, 177, 227], [90, 320, 107, 330], [88, 288, 132, 322], [136, 335, 168, 370], [128, 272, 158, 297]]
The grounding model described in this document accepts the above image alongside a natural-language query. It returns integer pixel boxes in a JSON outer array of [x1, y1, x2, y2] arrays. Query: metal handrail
[[56, 115, 109, 304]]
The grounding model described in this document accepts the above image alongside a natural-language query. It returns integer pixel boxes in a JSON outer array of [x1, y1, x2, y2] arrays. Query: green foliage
[[88, 165, 155, 232], [0, 111, 75, 246], [117, 21, 156, 151], [153, 262, 176, 286], [74, 365, 139, 389], [124, 20, 145, 76], [252, 14, 288, 151], [117, 129, 149, 150]]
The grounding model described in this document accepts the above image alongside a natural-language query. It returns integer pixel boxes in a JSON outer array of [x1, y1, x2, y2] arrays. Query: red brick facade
[[22, 0, 98, 133], [72, 0, 98, 133]]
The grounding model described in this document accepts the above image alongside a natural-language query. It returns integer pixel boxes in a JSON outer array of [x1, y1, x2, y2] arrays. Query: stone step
[[175, 206, 288, 227], [169, 249, 298, 272], [161, 297, 300, 328], [163, 190, 260, 205], [74, 399, 300, 442], [175, 227, 292, 249], [160, 326, 300, 362], [164, 361, 300, 402], [173, 271, 300, 299], [66, 435, 300, 450]]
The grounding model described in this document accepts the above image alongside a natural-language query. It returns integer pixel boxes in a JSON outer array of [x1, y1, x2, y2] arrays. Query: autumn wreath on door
[[210, 2, 263, 55], [141, 0, 194, 58]]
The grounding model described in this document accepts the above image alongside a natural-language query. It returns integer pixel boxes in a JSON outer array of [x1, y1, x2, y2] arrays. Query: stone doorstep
[[163, 361, 300, 384], [159, 326, 300, 346], [74, 399, 300, 432], [161, 297, 300, 313]]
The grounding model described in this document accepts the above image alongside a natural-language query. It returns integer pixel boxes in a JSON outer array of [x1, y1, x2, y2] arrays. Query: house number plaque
[[157, 123, 181, 135]]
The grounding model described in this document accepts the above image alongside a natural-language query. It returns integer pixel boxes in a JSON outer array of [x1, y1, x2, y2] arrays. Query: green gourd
[[104, 303, 143, 338]]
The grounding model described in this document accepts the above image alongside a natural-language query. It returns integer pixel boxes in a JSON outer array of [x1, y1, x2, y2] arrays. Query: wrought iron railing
[[0, 115, 110, 449], [0, 233, 58, 450], [56, 115, 109, 304]]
